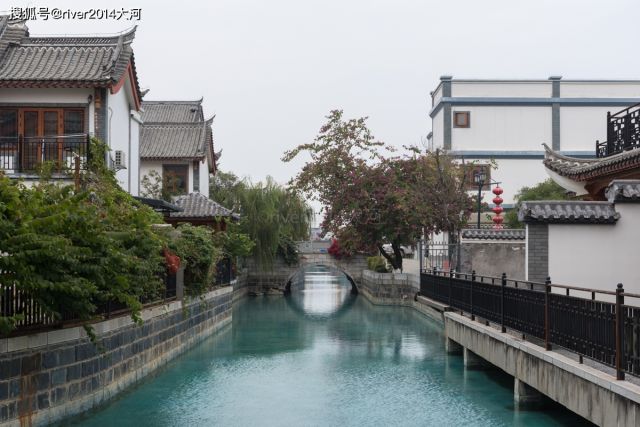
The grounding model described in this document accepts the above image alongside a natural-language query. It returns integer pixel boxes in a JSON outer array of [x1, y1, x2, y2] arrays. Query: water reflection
[[287, 265, 355, 319]]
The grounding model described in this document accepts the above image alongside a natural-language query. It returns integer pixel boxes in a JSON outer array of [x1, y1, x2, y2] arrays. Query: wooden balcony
[[596, 103, 640, 158]]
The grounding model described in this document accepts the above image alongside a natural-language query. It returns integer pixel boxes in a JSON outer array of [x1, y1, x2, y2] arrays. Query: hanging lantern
[[492, 185, 504, 229]]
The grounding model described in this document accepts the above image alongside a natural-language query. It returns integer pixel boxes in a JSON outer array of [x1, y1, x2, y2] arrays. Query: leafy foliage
[[140, 169, 183, 202], [505, 179, 572, 228], [283, 110, 472, 270], [209, 172, 312, 269], [0, 138, 166, 334], [170, 224, 223, 296], [367, 256, 390, 273]]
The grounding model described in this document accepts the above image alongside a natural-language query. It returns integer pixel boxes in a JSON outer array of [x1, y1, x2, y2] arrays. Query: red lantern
[[492, 186, 504, 229]]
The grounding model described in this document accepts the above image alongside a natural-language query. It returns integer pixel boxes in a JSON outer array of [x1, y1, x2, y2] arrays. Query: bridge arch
[[284, 263, 359, 295]]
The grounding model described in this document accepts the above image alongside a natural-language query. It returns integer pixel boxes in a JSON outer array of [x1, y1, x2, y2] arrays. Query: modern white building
[[0, 16, 143, 195], [429, 76, 640, 205]]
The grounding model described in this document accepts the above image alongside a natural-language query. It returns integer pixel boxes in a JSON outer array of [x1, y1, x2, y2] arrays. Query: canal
[[71, 266, 592, 426]]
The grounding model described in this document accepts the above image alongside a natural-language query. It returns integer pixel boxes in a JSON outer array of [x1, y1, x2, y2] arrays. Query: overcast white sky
[[7, 0, 640, 186]]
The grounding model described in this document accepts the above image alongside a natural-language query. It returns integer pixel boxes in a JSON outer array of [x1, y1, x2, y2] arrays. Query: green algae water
[[72, 267, 592, 427]]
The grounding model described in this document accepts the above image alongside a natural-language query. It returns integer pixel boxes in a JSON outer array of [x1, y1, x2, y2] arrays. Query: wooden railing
[[420, 269, 640, 379]]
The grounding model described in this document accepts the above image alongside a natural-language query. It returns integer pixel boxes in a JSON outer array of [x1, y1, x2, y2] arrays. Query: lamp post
[[474, 169, 486, 229]]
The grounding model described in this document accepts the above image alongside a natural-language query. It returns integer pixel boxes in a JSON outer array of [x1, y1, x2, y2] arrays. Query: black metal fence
[[0, 134, 89, 173], [420, 269, 640, 379], [0, 273, 178, 334], [596, 103, 640, 158], [215, 257, 236, 286]]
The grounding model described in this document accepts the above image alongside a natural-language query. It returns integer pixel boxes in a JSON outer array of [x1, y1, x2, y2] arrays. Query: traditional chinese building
[[139, 99, 218, 198], [0, 16, 143, 194], [519, 103, 640, 292]]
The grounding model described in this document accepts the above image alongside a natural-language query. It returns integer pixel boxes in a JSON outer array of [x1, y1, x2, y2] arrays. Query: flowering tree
[[283, 110, 472, 270]]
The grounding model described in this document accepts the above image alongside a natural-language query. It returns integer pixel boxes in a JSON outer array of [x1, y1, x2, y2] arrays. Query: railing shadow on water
[[420, 268, 640, 380]]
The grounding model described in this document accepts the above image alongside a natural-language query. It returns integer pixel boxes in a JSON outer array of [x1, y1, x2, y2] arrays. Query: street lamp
[[474, 169, 486, 229]]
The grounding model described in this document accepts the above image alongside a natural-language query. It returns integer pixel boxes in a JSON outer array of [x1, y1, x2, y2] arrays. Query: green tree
[[0, 139, 166, 335], [210, 173, 312, 268], [505, 179, 572, 228], [283, 110, 472, 270]]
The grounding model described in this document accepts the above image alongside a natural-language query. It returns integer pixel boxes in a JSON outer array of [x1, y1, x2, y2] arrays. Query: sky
[[6, 0, 640, 187]]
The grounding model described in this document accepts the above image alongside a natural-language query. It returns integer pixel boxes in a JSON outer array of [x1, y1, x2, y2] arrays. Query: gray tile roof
[[141, 99, 204, 123], [0, 16, 141, 98], [543, 143, 640, 181], [140, 120, 212, 160], [461, 229, 525, 240], [169, 193, 238, 219], [606, 180, 640, 203], [518, 201, 619, 224]]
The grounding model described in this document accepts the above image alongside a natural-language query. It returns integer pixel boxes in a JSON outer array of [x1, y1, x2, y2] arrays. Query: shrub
[[367, 256, 389, 273], [170, 224, 222, 296]]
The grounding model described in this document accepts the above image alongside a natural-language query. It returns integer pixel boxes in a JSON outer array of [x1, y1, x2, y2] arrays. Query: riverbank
[[0, 287, 232, 427]]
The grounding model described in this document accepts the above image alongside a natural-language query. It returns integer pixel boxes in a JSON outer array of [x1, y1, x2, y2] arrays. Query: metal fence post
[[449, 268, 453, 306], [471, 270, 476, 321], [545, 276, 551, 351], [501, 272, 506, 333], [616, 283, 625, 380]]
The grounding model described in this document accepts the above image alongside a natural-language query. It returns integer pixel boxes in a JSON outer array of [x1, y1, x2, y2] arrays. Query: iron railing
[[0, 134, 89, 173], [215, 257, 236, 285], [0, 272, 178, 334], [596, 103, 640, 158], [420, 269, 640, 379]]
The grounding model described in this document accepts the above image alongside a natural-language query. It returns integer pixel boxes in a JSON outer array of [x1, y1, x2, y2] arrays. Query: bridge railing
[[420, 268, 640, 380]]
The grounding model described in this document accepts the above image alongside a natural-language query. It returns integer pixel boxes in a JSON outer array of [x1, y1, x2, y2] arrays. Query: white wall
[[198, 158, 210, 198], [561, 106, 619, 151], [463, 158, 547, 205], [560, 82, 640, 98], [548, 204, 640, 294], [451, 82, 552, 98], [451, 106, 552, 151], [0, 88, 92, 104], [107, 84, 132, 194], [431, 110, 444, 149]]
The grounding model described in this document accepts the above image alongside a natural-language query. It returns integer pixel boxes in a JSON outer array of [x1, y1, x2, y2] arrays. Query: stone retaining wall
[[0, 287, 233, 427], [359, 270, 419, 306]]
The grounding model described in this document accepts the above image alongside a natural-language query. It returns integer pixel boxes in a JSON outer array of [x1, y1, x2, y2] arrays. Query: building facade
[[0, 16, 143, 195], [139, 99, 217, 198], [429, 76, 640, 204]]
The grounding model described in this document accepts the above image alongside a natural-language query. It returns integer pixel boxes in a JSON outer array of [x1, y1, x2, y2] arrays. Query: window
[[464, 164, 491, 191], [454, 111, 470, 128], [163, 164, 189, 195]]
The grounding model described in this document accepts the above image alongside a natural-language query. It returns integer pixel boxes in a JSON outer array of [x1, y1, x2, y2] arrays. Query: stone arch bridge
[[243, 241, 368, 295]]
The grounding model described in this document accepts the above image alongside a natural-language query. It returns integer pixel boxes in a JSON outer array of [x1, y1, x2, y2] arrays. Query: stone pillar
[[514, 378, 542, 405], [463, 347, 489, 368], [176, 265, 185, 300], [445, 337, 462, 354]]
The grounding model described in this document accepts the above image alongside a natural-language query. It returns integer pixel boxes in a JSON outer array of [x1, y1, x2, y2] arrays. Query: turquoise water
[[72, 267, 592, 426]]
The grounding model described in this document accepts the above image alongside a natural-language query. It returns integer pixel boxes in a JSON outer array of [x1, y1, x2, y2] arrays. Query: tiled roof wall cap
[[606, 180, 640, 203], [518, 201, 620, 224], [461, 229, 526, 240]]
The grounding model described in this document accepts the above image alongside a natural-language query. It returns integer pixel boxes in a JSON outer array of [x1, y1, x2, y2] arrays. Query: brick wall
[[527, 224, 549, 283], [0, 287, 232, 426]]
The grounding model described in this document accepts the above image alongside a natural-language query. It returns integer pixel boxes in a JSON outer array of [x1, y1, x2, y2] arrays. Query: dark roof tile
[[141, 99, 204, 123], [461, 229, 525, 240], [169, 193, 238, 219], [606, 180, 640, 203], [518, 201, 619, 224]]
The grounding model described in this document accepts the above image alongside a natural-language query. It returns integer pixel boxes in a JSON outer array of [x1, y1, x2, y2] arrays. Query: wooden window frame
[[453, 111, 470, 128], [163, 164, 189, 196]]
